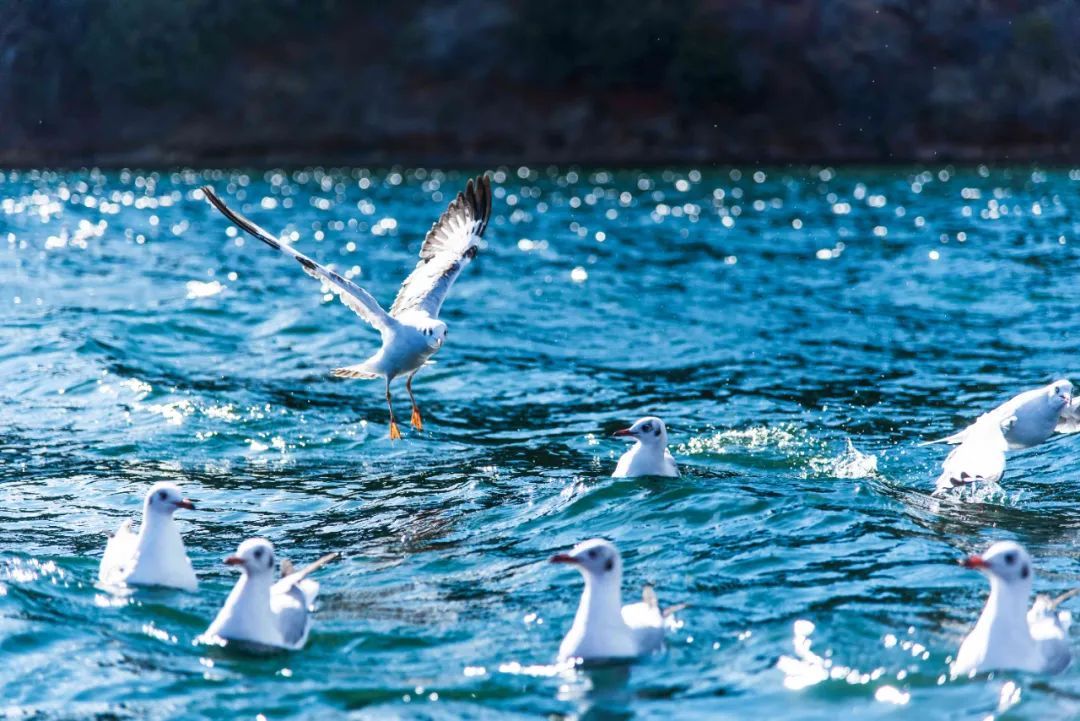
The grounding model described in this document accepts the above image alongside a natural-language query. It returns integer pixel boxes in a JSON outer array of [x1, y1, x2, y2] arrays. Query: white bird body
[[953, 541, 1072, 677], [204, 539, 336, 651], [614, 444, 679, 479], [551, 539, 670, 662], [98, 482, 197, 592], [926, 380, 1073, 450], [933, 415, 1014, 494], [202, 175, 492, 439], [612, 417, 679, 478], [338, 313, 441, 380]]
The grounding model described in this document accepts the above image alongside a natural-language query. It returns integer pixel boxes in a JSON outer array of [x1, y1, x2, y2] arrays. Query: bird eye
[[642, 424, 652, 433], [158, 491, 167, 500], [254, 549, 263, 559], [588, 549, 598, 559], [1004, 552, 1016, 565]]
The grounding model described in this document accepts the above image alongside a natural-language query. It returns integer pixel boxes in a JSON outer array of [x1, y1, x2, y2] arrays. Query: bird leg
[[406, 371, 423, 430], [386, 379, 402, 440]]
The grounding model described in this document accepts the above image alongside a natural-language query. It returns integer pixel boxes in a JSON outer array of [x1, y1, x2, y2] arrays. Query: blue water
[[2, 166, 1080, 719]]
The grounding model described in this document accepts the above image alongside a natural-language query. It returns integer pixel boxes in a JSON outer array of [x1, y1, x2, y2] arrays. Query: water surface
[[2, 165, 1080, 719]]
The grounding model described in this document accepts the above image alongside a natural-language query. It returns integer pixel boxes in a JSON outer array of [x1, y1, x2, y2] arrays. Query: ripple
[[3, 167, 1080, 718]]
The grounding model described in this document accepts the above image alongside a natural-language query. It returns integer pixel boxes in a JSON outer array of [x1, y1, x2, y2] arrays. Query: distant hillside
[[2, 0, 1078, 166]]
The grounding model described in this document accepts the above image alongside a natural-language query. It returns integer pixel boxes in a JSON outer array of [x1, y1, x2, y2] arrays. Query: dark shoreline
[[2, 146, 1077, 171]]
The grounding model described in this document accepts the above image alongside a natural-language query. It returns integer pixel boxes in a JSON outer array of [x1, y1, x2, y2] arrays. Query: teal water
[[2, 166, 1080, 720]]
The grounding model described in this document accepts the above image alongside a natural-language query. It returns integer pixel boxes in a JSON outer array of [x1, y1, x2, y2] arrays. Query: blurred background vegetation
[[1, 0, 1078, 165]]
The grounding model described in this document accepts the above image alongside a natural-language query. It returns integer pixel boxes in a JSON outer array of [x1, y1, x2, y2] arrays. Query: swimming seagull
[[201, 175, 492, 439], [549, 538, 679, 662], [952, 541, 1073, 676], [923, 380, 1074, 450], [98, 482, 198, 591], [203, 538, 339, 651], [612, 416, 679, 477], [932, 415, 1015, 495]]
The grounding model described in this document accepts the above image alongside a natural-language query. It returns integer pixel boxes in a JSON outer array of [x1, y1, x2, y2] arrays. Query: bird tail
[[330, 362, 380, 379]]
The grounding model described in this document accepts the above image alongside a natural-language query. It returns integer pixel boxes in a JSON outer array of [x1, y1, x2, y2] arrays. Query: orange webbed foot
[[410, 407, 423, 431], [389, 421, 403, 440]]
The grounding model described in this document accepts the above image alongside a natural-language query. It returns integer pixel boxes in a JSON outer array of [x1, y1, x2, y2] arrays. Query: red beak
[[961, 555, 988, 570], [549, 553, 579, 565], [175, 499, 195, 510], [224, 556, 244, 566], [612, 428, 633, 437]]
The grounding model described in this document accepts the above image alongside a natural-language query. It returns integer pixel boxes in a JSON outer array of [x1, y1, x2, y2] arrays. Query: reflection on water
[[1, 166, 1080, 718]]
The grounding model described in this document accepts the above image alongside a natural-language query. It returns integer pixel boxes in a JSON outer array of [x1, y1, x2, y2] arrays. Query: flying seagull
[[201, 175, 492, 439], [922, 380, 1073, 450]]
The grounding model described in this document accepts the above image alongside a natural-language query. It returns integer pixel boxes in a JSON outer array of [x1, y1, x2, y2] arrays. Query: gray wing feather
[[389, 175, 492, 318], [273, 583, 312, 648], [201, 186, 394, 332], [1057, 399, 1080, 433]]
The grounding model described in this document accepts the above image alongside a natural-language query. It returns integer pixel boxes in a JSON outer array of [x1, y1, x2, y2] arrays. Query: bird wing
[[933, 422, 1009, 494], [921, 408, 1003, 447], [268, 552, 338, 648], [1029, 596, 1073, 672], [201, 186, 395, 333], [270, 582, 312, 649], [622, 587, 665, 655], [920, 387, 1041, 446], [388, 174, 492, 319], [99, 519, 137, 584], [1056, 399, 1080, 434]]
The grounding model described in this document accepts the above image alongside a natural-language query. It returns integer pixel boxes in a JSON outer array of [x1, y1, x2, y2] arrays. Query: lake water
[[2, 166, 1080, 720]]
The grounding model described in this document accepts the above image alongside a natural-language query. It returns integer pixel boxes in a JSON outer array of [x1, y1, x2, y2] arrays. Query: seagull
[[611, 416, 679, 477], [98, 482, 198, 591], [933, 415, 1016, 495], [923, 380, 1073, 450], [952, 541, 1073, 677], [549, 538, 679, 662], [201, 174, 492, 439], [203, 538, 338, 651]]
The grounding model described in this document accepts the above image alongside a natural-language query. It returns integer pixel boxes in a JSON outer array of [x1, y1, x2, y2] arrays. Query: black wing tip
[[465, 173, 492, 237]]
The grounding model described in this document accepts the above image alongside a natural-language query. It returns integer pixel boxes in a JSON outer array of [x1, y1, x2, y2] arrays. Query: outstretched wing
[[201, 186, 394, 332], [389, 174, 492, 319]]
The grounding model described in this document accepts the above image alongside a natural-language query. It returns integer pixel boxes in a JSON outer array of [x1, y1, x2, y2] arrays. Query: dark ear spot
[[604, 558, 614, 572], [1021, 564, 1030, 579], [654, 429, 661, 437]]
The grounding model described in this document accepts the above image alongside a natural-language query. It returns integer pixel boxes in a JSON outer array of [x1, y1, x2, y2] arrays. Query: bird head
[[961, 540, 1033, 589], [420, 321, 448, 350], [225, 538, 276, 578], [143, 482, 195, 517], [550, 538, 623, 584], [1049, 379, 1073, 409], [612, 416, 668, 446]]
